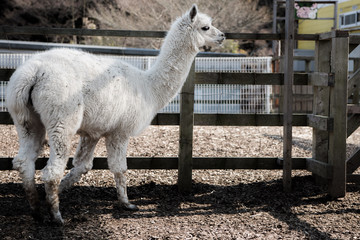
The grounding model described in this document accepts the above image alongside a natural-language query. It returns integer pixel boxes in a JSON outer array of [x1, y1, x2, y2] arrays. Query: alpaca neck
[[147, 22, 198, 111]]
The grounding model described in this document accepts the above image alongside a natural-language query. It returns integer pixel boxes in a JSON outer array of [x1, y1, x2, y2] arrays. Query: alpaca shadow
[[0, 182, 104, 239], [0, 182, 67, 239]]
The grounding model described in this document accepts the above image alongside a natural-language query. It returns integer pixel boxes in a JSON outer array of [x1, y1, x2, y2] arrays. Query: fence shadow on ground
[[1, 174, 360, 239], [263, 133, 360, 157], [263, 134, 312, 152]]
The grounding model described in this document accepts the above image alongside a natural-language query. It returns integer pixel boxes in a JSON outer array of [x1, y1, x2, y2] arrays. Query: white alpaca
[[6, 4, 224, 224]]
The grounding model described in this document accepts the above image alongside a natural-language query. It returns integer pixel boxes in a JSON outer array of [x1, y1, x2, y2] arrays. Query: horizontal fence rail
[[0, 112, 309, 126], [1, 26, 360, 43], [0, 157, 308, 171], [0, 26, 294, 40]]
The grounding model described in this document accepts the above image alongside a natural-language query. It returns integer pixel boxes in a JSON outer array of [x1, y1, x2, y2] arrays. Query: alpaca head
[[183, 4, 225, 51]]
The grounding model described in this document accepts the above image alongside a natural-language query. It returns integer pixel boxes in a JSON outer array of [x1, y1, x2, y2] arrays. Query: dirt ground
[[1, 125, 360, 239]]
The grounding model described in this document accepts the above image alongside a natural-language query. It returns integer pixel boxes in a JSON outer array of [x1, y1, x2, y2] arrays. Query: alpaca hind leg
[[59, 136, 99, 193], [13, 119, 45, 221], [105, 135, 138, 210], [42, 126, 73, 224]]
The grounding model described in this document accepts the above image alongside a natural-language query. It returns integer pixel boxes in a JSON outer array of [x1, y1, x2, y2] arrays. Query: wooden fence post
[[328, 32, 349, 198], [283, 0, 294, 192], [178, 61, 195, 193], [312, 38, 331, 184]]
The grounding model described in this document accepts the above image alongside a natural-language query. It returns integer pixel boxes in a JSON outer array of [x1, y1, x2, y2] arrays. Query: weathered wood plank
[[178, 61, 195, 193], [347, 174, 360, 183], [307, 115, 333, 131], [347, 114, 360, 137], [0, 69, 15, 81], [0, 26, 320, 40], [193, 158, 282, 169], [1, 70, 310, 85], [306, 158, 333, 179], [0, 40, 162, 56], [347, 104, 360, 114], [151, 113, 179, 125], [277, 0, 337, 4], [295, 34, 319, 41], [223, 33, 282, 40], [347, 148, 360, 174], [194, 114, 308, 126], [276, 158, 307, 169], [312, 36, 331, 183], [319, 30, 349, 40], [0, 26, 167, 38], [195, 72, 308, 85], [349, 44, 358, 53], [0, 112, 12, 124], [0, 157, 308, 170], [350, 35, 360, 44], [0, 27, 323, 41], [328, 34, 349, 198], [308, 72, 334, 87], [283, 0, 295, 192], [347, 67, 360, 97], [0, 112, 309, 126]]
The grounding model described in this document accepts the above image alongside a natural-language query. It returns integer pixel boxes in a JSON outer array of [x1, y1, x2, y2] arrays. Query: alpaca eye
[[201, 26, 210, 31]]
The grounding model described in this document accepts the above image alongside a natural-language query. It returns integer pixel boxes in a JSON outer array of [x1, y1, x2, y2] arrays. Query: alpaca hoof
[[52, 216, 64, 226], [50, 212, 64, 225], [122, 203, 139, 211]]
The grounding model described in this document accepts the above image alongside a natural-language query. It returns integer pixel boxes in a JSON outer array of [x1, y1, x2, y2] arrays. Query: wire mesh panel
[[0, 53, 32, 69], [196, 57, 271, 73], [189, 57, 272, 114], [190, 84, 271, 114], [0, 81, 6, 111], [0, 53, 272, 113]]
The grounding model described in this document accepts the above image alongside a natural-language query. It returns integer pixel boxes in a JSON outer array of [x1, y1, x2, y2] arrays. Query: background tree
[[0, 0, 273, 55]]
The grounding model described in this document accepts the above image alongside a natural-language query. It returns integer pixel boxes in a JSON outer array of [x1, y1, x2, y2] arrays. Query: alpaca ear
[[189, 4, 198, 22]]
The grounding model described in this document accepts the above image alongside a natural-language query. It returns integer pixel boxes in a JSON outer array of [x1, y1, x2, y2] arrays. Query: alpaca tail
[[6, 62, 40, 126]]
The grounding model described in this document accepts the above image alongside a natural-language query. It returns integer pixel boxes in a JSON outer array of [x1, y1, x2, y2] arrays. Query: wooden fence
[[1, 4, 360, 197]]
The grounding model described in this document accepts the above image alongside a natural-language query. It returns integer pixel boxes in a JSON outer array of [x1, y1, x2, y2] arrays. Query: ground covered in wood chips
[[1, 125, 360, 239]]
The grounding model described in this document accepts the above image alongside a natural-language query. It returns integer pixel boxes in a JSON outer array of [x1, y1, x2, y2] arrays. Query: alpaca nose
[[219, 32, 225, 41]]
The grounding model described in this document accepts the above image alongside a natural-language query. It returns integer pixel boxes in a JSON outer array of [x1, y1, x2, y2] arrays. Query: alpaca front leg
[[106, 135, 138, 210], [114, 171, 138, 210]]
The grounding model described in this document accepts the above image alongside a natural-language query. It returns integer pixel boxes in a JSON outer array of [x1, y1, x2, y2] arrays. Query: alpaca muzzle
[[217, 34, 226, 45]]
